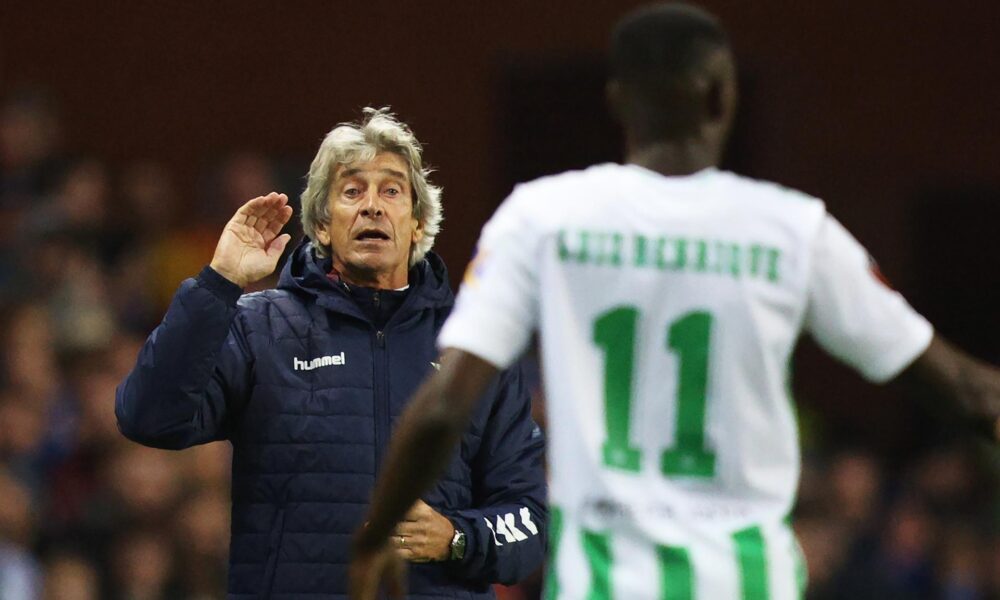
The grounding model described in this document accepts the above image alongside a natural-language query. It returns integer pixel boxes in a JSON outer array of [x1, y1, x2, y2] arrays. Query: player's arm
[[896, 336, 1000, 440], [805, 214, 998, 441], [351, 348, 499, 598]]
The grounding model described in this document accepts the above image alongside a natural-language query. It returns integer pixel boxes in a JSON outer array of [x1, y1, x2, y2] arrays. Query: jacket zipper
[[372, 329, 388, 477]]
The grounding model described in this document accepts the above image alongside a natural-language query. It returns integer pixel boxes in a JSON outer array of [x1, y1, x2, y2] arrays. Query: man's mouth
[[355, 228, 391, 242]]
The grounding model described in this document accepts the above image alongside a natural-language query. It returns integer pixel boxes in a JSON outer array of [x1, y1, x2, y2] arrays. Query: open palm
[[210, 192, 294, 287]]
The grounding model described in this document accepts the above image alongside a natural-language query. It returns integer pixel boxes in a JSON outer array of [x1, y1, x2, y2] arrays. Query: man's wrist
[[197, 265, 245, 306], [208, 261, 248, 289], [448, 526, 467, 561]]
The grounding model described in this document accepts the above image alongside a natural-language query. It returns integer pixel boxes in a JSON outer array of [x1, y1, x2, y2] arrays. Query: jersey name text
[[557, 229, 782, 282]]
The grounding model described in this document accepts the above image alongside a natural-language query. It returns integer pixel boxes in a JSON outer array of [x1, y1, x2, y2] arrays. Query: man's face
[[316, 152, 423, 288]]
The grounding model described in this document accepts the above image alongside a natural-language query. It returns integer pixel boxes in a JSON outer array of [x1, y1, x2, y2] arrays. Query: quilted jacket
[[116, 241, 548, 599]]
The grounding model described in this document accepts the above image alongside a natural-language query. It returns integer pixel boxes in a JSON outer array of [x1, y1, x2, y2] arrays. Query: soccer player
[[350, 3, 1000, 599]]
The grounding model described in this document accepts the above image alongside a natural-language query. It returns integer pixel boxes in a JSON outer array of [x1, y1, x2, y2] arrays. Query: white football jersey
[[439, 164, 932, 599]]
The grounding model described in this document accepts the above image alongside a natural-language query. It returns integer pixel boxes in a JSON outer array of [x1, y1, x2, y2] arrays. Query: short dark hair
[[611, 2, 728, 84], [610, 3, 730, 139]]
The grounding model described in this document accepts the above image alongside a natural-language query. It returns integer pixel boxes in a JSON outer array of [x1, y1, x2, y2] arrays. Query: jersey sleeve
[[438, 189, 542, 369], [804, 214, 933, 383]]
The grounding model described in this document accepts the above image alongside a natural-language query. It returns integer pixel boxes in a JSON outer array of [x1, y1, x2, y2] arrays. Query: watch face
[[450, 530, 467, 560]]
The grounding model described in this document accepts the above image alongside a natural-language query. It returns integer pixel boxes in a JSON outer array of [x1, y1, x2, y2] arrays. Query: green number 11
[[593, 308, 717, 478]]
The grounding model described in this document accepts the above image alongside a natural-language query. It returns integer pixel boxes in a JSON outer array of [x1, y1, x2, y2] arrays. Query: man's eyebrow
[[337, 168, 409, 181]]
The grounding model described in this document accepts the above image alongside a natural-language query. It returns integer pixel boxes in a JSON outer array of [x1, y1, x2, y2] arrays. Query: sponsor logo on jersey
[[462, 247, 489, 288], [293, 352, 346, 371], [868, 255, 894, 289]]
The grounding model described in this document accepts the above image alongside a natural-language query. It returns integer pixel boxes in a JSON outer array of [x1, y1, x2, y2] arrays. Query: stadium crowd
[[0, 88, 997, 599]]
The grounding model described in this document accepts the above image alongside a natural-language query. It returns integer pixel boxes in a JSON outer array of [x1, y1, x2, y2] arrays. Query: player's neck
[[626, 140, 720, 177]]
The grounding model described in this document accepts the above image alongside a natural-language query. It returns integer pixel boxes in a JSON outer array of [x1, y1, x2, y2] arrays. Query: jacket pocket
[[259, 508, 286, 600]]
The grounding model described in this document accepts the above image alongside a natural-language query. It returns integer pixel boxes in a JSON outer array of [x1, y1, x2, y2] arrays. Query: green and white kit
[[439, 164, 933, 599]]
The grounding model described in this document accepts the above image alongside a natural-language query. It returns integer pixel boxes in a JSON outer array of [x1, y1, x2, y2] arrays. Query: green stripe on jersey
[[582, 530, 612, 600], [543, 507, 564, 600], [657, 544, 693, 600], [733, 526, 770, 599]]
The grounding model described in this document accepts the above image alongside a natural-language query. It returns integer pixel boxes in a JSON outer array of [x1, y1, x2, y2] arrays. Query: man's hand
[[209, 192, 293, 288], [392, 500, 456, 563], [348, 540, 405, 600]]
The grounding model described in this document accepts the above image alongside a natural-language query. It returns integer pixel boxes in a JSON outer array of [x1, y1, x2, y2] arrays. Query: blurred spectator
[[828, 450, 883, 529], [212, 152, 279, 221], [880, 498, 939, 597], [42, 552, 99, 600], [47, 247, 117, 354], [103, 445, 184, 528], [0, 87, 63, 213], [110, 161, 180, 331], [0, 392, 48, 487], [1, 303, 60, 400], [110, 530, 178, 600], [174, 489, 229, 599], [937, 525, 984, 600], [0, 468, 41, 600]]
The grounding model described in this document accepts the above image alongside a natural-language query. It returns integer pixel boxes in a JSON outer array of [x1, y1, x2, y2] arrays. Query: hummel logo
[[294, 352, 346, 371]]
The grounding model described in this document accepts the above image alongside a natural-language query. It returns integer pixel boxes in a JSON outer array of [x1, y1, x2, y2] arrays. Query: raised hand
[[210, 192, 294, 287]]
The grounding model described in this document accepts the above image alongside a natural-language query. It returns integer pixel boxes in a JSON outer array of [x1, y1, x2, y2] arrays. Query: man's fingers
[[275, 204, 294, 227], [236, 192, 287, 223], [236, 194, 289, 238], [266, 234, 292, 258], [393, 522, 422, 537], [266, 233, 292, 257], [254, 205, 281, 234], [403, 500, 430, 520], [258, 206, 294, 245]]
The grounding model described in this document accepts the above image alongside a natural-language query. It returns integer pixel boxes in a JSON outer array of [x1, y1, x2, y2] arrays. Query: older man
[[116, 109, 547, 598]]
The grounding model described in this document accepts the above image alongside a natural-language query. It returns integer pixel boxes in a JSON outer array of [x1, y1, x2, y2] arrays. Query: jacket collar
[[278, 239, 454, 322]]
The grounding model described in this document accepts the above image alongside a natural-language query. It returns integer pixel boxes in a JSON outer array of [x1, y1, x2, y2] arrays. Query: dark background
[[6, 0, 999, 447], [1, 2, 998, 598]]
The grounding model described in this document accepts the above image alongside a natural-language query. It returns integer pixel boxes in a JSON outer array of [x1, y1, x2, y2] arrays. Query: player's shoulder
[[502, 163, 626, 213], [512, 162, 618, 193], [713, 170, 825, 210]]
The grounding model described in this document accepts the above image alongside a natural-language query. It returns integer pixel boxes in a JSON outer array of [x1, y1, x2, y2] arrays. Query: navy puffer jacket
[[116, 241, 547, 599]]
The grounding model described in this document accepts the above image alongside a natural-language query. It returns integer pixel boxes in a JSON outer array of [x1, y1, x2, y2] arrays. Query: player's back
[[525, 164, 822, 599], [443, 162, 930, 599]]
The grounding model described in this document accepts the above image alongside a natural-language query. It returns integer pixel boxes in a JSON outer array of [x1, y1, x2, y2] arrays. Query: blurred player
[[350, 3, 1000, 599]]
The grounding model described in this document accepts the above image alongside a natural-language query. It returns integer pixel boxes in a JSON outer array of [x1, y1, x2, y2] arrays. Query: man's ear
[[411, 218, 424, 244], [315, 226, 331, 246]]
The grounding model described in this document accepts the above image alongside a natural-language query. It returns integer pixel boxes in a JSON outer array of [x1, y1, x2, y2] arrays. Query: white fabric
[[439, 164, 932, 599]]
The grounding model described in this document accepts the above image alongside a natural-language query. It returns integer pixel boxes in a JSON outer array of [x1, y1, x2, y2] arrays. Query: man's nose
[[359, 189, 384, 218]]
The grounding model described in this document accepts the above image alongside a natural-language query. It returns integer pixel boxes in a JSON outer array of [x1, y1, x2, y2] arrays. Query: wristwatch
[[449, 527, 467, 560]]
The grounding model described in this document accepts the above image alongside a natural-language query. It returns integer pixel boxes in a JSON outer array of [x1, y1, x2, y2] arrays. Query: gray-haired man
[[117, 109, 548, 598]]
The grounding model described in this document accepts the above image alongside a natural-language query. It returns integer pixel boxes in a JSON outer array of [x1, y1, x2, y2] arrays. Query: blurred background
[[1, 2, 998, 598]]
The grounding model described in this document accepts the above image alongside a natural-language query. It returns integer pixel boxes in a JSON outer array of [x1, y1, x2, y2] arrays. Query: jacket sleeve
[[115, 266, 253, 450], [444, 363, 548, 585]]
